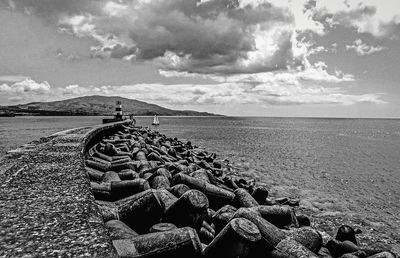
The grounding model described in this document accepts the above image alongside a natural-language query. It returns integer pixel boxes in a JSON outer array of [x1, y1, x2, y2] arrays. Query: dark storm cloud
[[3, 0, 298, 74]]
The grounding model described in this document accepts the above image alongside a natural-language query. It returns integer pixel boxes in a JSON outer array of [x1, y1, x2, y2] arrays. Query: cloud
[[56, 82, 384, 106], [9, 0, 395, 77], [160, 61, 354, 84], [62, 84, 111, 95], [310, 0, 400, 37], [9, 0, 307, 74], [346, 39, 386, 56], [0, 75, 383, 108], [56, 48, 80, 61], [0, 77, 52, 104], [5, 0, 399, 75], [0, 78, 51, 94]]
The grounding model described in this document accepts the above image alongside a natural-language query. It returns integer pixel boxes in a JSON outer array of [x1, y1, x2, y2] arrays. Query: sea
[[1, 116, 399, 252]]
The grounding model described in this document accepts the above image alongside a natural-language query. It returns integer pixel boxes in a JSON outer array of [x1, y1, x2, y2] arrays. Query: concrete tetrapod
[[91, 182, 112, 201], [203, 217, 262, 258], [86, 167, 104, 181], [251, 205, 299, 228], [149, 223, 177, 233], [272, 237, 319, 258], [118, 169, 139, 180], [232, 208, 286, 250], [168, 184, 190, 198], [112, 227, 202, 258], [111, 179, 150, 200], [191, 169, 211, 183], [283, 227, 323, 253], [97, 189, 164, 234], [162, 189, 209, 231], [150, 175, 171, 189], [326, 239, 383, 258], [251, 185, 269, 204], [234, 188, 259, 208], [172, 172, 235, 209], [105, 220, 139, 240], [86, 159, 110, 172], [199, 221, 215, 244], [156, 189, 178, 212], [212, 204, 237, 234], [102, 171, 121, 182]]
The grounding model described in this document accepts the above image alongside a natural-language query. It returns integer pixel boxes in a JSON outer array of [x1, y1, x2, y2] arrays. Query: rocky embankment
[[85, 123, 397, 258]]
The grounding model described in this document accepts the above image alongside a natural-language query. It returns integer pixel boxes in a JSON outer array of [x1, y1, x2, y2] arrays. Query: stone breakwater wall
[[0, 121, 397, 258]]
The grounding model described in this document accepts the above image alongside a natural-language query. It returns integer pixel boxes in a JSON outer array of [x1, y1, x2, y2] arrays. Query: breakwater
[[0, 120, 397, 257]]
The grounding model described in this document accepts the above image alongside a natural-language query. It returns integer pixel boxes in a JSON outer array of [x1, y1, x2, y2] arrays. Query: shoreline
[[2, 115, 400, 119], [1, 118, 398, 256]]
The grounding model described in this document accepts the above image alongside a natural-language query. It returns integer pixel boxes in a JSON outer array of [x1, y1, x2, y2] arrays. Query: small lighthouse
[[115, 101, 123, 120], [102, 100, 124, 124]]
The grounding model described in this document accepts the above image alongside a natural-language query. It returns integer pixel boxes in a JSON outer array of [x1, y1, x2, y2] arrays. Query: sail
[[152, 115, 159, 125]]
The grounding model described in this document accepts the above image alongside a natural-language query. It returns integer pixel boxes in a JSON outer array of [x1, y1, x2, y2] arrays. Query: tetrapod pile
[[85, 124, 396, 258]]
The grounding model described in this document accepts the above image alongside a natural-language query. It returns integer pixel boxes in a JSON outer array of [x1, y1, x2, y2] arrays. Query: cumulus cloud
[[56, 82, 384, 106], [310, 0, 400, 37], [160, 61, 354, 84], [4, 0, 396, 74], [0, 77, 52, 104], [0, 76, 383, 107], [346, 39, 386, 56], [7, 0, 393, 76], [0, 78, 51, 94], [62, 84, 111, 95], [5, 0, 309, 74], [63, 0, 297, 74], [56, 48, 80, 61]]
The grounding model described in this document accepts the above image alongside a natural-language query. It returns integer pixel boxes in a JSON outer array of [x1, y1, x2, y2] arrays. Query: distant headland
[[0, 95, 219, 116]]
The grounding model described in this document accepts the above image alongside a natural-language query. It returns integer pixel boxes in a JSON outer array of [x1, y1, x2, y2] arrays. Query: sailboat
[[152, 115, 160, 126]]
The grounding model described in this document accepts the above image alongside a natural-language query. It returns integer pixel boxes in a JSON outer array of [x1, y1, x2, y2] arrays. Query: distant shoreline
[[1, 114, 398, 119], [1, 113, 224, 117]]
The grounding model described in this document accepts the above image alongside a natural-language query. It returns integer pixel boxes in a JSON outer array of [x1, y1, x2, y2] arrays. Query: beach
[[1, 116, 399, 253]]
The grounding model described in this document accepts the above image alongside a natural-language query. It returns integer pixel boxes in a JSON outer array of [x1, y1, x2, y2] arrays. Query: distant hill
[[0, 95, 218, 116]]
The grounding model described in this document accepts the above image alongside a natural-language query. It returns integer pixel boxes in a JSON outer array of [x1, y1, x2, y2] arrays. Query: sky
[[0, 0, 400, 117]]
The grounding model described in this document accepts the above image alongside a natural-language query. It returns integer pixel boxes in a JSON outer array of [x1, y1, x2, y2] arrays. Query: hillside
[[0, 95, 217, 116]]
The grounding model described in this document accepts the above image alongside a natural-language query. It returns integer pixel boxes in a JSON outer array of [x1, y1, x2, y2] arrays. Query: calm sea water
[[1, 116, 399, 251]]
